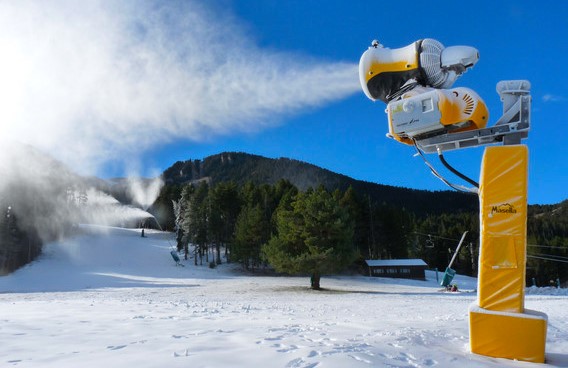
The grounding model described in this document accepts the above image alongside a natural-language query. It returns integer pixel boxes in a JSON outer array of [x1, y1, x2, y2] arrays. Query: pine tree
[[0, 206, 23, 274], [263, 186, 356, 289], [233, 204, 268, 270], [0, 206, 11, 274], [208, 181, 241, 264], [182, 182, 209, 265], [339, 186, 369, 259], [178, 185, 195, 258]]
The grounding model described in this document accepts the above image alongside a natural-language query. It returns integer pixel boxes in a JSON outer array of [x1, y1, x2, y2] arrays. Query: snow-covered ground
[[1, 226, 567, 368]]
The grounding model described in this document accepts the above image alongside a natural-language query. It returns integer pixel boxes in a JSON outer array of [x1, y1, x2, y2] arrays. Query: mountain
[[162, 151, 478, 216], [527, 199, 568, 244], [529, 200, 568, 218]]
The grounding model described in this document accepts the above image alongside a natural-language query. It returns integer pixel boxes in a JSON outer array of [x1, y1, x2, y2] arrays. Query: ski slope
[[1, 226, 567, 367]]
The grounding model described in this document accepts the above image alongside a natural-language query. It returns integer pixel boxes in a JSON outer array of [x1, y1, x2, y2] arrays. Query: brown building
[[365, 259, 428, 280]]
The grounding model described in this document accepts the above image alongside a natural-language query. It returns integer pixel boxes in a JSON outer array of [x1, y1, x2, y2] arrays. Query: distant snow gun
[[359, 38, 547, 363], [440, 231, 468, 288]]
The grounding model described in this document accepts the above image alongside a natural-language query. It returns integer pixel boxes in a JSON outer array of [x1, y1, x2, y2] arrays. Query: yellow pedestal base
[[469, 304, 547, 363]]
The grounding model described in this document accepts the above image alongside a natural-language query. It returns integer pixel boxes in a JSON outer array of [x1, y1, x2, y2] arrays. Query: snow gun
[[360, 39, 488, 146], [359, 38, 547, 363], [440, 231, 468, 288], [359, 39, 528, 160]]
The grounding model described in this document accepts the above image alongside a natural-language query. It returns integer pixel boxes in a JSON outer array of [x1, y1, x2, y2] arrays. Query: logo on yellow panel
[[491, 203, 517, 215]]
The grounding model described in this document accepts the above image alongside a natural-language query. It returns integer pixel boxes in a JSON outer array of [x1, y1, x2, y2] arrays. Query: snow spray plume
[[0, 142, 156, 248], [126, 176, 164, 211], [0, 142, 79, 252], [0, 1, 357, 271], [80, 189, 157, 229], [0, 1, 360, 176]]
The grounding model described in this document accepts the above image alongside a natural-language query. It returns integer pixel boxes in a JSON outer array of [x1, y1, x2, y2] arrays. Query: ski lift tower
[[359, 39, 547, 363]]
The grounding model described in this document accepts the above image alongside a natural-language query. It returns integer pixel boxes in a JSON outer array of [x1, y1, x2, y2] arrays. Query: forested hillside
[[162, 152, 478, 216], [527, 200, 568, 285], [152, 152, 567, 283], [1, 148, 566, 285]]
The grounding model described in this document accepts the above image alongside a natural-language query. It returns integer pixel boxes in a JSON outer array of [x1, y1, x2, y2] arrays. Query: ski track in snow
[[1, 226, 567, 368]]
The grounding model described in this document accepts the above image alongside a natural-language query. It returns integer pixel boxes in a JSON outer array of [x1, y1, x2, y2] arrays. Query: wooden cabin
[[365, 259, 428, 280]]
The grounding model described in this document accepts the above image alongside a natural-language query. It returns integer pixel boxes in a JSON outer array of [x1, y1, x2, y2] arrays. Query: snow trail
[[1, 226, 566, 367]]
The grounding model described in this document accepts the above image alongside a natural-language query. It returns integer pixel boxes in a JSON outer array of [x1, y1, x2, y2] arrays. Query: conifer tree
[[182, 182, 209, 265], [208, 181, 241, 264], [233, 204, 268, 270], [263, 186, 356, 289]]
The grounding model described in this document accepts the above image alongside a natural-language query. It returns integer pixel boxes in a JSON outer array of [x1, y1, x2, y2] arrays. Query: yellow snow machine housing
[[359, 39, 489, 145]]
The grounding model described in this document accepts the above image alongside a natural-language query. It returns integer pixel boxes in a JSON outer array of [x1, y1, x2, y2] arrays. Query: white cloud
[[542, 94, 566, 103], [0, 1, 359, 175]]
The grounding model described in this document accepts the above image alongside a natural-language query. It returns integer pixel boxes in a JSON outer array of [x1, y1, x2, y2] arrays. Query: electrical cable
[[438, 151, 479, 188], [412, 139, 477, 194]]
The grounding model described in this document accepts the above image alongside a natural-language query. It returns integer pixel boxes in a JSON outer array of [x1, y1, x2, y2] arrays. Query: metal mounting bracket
[[415, 80, 531, 153]]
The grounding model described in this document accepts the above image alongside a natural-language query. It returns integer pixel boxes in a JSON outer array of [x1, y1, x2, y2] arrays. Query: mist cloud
[[0, 1, 359, 175], [126, 176, 164, 211]]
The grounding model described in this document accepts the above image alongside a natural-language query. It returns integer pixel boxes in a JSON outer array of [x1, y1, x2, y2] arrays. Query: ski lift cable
[[413, 234, 566, 250], [414, 235, 566, 253], [527, 255, 568, 264], [413, 231, 464, 242], [530, 253, 568, 261], [527, 244, 568, 250]]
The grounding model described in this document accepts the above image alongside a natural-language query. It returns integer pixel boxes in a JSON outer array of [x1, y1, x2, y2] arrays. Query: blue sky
[[144, 0, 567, 204], [1, 1, 566, 204]]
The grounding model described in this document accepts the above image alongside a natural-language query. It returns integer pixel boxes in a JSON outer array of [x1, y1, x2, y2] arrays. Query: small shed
[[365, 259, 428, 280]]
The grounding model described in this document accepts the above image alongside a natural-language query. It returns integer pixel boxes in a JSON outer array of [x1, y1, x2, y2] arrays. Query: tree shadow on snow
[[547, 353, 568, 367], [270, 285, 452, 297]]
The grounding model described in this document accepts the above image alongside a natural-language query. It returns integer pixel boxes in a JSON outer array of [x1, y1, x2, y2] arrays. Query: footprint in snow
[[424, 358, 438, 366], [286, 357, 313, 368], [173, 349, 193, 357], [106, 345, 127, 350], [349, 354, 372, 364], [307, 350, 320, 358], [277, 344, 299, 353], [265, 335, 284, 341]]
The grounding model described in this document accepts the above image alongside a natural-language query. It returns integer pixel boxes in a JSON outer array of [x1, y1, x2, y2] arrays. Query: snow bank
[[526, 285, 568, 296], [1, 226, 567, 367]]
